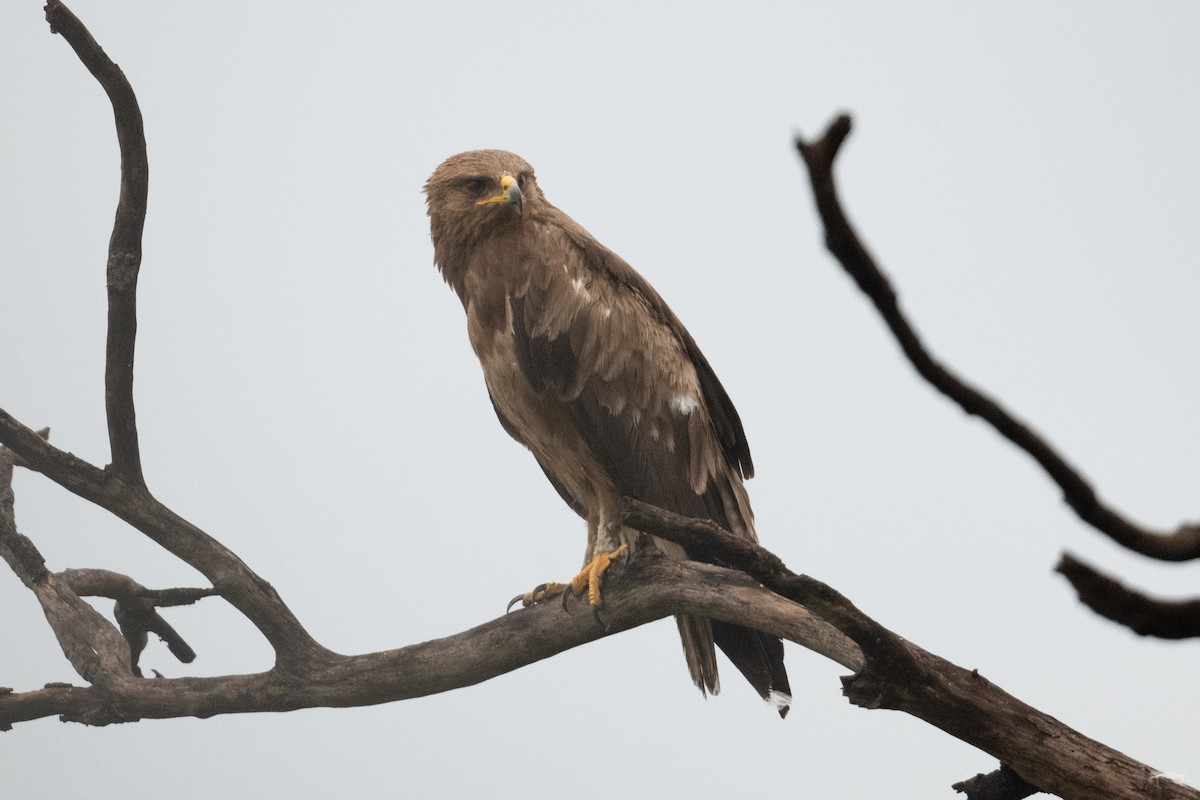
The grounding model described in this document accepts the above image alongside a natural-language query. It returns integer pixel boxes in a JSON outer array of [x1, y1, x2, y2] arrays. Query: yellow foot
[[566, 544, 628, 610], [505, 544, 629, 618]]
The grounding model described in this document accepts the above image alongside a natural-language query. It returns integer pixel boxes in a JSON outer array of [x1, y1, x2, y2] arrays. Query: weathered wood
[[622, 500, 1198, 800], [0, 558, 854, 724]]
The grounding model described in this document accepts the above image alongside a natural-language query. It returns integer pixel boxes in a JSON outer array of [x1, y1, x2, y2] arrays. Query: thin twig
[[794, 114, 1200, 562]]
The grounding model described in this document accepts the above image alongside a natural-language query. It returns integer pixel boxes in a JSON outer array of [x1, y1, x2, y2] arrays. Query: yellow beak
[[476, 173, 523, 213]]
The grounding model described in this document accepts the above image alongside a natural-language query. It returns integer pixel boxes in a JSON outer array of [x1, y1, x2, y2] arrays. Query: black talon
[[506, 593, 528, 613]]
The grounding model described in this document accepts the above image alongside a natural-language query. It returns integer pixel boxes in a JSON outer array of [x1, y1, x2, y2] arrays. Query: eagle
[[425, 150, 790, 715]]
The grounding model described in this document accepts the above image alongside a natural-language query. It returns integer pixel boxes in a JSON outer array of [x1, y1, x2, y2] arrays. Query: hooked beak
[[476, 173, 523, 214]]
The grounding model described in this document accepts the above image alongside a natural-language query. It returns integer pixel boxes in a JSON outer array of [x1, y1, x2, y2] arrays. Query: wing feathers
[[557, 220, 754, 481], [511, 268, 719, 524]]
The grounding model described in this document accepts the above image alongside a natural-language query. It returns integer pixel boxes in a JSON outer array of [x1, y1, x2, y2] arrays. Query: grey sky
[[3, 2, 1199, 797]]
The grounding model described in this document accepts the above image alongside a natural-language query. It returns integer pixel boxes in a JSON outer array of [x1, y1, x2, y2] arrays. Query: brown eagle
[[425, 150, 790, 715]]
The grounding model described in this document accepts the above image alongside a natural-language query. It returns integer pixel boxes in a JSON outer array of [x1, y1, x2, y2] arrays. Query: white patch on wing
[[601, 306, 612, 318], [571, 277, 591, 300], [671, 394, 700, 415]]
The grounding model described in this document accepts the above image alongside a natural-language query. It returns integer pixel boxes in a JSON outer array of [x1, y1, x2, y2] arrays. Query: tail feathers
[[675, 614, 719, 696], [676, 614, 791, 718], [711, 620, 791, 718]]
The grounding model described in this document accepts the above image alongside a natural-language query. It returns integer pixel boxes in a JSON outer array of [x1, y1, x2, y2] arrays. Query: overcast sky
[[3, 2, 1199, 798]]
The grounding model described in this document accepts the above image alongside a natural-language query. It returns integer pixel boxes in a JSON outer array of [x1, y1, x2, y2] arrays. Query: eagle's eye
[[463, 178, 487, 195], [517, 174, 527, 190]]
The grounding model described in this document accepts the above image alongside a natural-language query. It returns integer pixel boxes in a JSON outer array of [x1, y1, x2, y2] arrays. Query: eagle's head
[[424, 150, 542, 293], [425, 150, 540, 228]]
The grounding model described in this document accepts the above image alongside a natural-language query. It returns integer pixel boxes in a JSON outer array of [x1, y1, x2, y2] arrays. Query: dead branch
[[0, 556, 852, 728], [793, 114, 1200, 563], [1057, 553, 1200, 639], [46, 0, 147, 486], [59, 568, 216, 675], [0, 406, 333, 673], [1, 439, 855, 726], [8, 3, 333, 674], [0, 436, 50, 587], [623, 500, 1192, 800]]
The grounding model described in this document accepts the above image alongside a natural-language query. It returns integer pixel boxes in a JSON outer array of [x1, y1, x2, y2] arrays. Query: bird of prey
[[424, 150, 790, 715]]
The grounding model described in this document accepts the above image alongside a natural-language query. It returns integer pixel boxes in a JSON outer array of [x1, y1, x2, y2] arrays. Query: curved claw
[[508, 582, 567, 612]]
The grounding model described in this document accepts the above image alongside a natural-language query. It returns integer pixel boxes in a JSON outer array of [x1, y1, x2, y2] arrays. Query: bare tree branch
[[622, 499, 911, 673], [0, 432, 50, 588], [1057, 553, 1200, 639], [0, 409, 110, 496], [0, 558, 853, 726], [16, 1, 336, 676], [3, 440, 140, 687], [59, 568, 217, 675], [9, 436, 1179, 797], [0, 404, 333, 673], [45, 0, 147, 486], [9, 427, 49, 471], [622, 499, 1195, 800], [6, 478, 1192, 800], [793, 114, 1200, 563]]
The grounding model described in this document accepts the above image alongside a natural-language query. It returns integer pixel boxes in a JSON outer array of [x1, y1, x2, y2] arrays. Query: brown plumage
[[424, 149, 790, 715]]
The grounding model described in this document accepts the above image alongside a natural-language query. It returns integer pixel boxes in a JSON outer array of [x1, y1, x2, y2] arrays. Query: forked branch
[[14, 1, 335, 675]]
